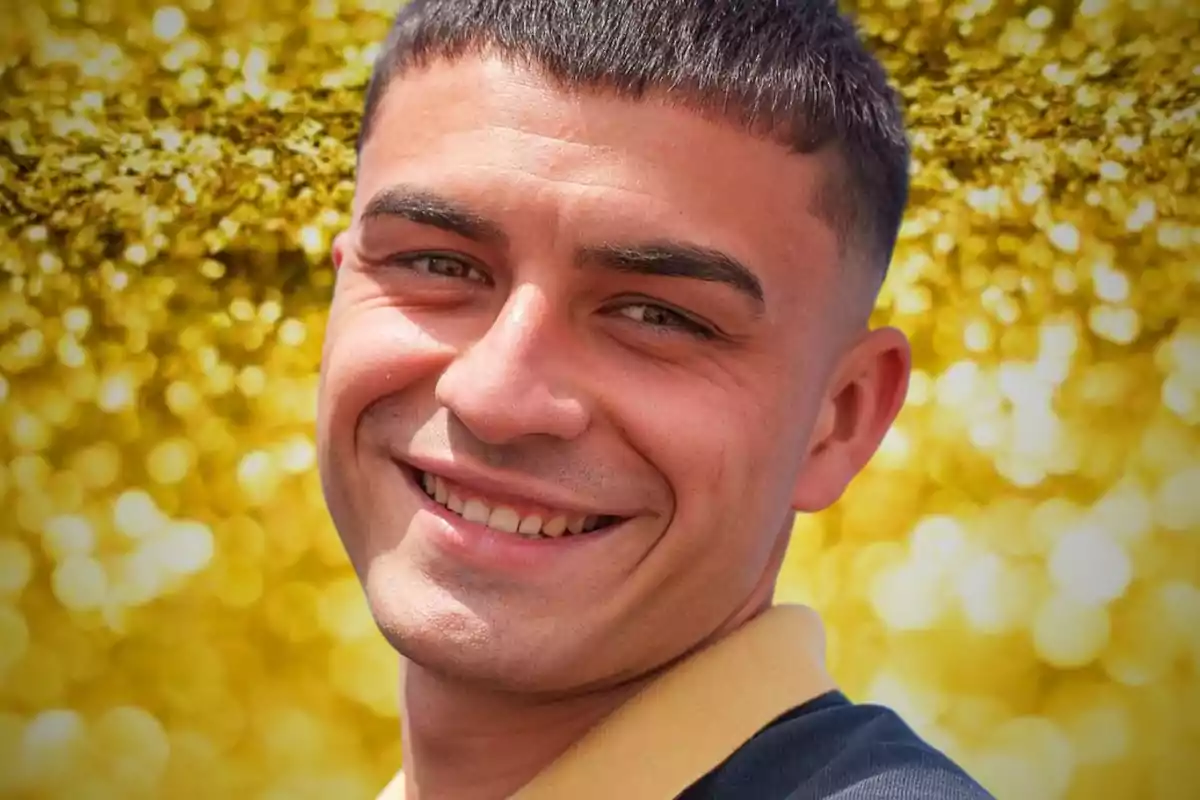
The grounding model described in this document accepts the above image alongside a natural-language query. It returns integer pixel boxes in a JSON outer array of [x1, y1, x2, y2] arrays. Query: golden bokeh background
[[0, 0, 1197, 797]]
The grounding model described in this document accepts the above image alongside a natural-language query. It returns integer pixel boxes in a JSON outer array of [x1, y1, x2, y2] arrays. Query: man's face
[[317, 55, 907, 692]]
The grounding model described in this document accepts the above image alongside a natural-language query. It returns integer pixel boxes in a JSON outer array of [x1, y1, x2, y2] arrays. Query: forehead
[[356, 55, 840, 303]]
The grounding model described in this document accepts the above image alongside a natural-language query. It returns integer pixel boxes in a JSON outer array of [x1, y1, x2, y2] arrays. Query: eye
[[393, 254, 492, 285], [611, 302, 716, 339]]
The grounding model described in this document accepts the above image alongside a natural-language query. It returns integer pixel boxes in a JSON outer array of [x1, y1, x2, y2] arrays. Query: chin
[[361, 565, 583, 693]]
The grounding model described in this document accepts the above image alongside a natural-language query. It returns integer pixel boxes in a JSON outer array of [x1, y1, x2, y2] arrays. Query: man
[[317, 0, 993, 797]]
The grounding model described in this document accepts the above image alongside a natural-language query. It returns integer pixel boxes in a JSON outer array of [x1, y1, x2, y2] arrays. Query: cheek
[[638, 368, 812, 574], [317, 290, 450, 454], [622, 374, 783, 527]]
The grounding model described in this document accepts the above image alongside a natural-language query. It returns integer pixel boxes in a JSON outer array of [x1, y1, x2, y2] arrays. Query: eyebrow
[[581, 242, 765, 311], [360, 185, 766, 310], [360, 186, 507, 245]]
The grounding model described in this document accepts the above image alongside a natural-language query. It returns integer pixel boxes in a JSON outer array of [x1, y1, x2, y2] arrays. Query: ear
[[791, 326, 911, 513], [331, 230, 350, 270]]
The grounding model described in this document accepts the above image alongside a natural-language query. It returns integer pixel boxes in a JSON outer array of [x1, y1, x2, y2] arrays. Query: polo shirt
[[377, 605, 993, 799]]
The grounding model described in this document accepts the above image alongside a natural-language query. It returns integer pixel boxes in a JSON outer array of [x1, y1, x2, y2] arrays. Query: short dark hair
[[357, 0, 910, 280]]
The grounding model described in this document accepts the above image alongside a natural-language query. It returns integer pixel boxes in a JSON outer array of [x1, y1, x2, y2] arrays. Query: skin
[[317, 54, 910, 800]]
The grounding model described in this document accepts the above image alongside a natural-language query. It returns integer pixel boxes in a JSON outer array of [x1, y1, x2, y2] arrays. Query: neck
[[399, 662, 649, 800]]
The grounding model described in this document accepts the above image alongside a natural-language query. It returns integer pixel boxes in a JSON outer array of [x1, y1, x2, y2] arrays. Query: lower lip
[[396, 462, 622, 572]]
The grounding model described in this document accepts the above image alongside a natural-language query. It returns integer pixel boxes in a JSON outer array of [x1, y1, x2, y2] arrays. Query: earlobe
[[789, 327, 911, 514], [790, 446, 852, 513], [331, 230, 349, 270]]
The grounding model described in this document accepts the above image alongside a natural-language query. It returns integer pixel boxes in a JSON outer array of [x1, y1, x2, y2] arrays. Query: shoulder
[[679, 691, 994, 800]]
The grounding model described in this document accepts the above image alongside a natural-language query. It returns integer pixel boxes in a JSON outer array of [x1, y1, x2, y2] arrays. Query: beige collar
[[378, 604, 836, 800]]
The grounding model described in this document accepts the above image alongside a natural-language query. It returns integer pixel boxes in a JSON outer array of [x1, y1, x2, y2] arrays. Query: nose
[[435, 286, 589, 445]]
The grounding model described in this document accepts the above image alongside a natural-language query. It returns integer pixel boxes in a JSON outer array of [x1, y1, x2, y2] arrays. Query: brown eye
[[612, 302, 716, 339], [400, 255, 491, 284]]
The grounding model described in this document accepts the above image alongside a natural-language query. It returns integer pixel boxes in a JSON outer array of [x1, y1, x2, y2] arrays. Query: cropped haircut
[[357, 0, 910, 280]]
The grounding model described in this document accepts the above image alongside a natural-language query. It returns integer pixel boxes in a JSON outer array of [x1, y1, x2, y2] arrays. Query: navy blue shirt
[[678, 691, 994, 799]]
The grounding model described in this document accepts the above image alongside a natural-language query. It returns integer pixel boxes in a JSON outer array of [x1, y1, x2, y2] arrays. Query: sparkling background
[[0, 0, 1197, 797]]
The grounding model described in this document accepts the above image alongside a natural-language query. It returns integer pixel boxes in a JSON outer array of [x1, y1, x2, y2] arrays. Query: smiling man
[[316, 1, 992, 798]]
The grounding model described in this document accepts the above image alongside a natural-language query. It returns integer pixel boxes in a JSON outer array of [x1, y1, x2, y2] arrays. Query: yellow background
[[0, 0, 1197, 797]]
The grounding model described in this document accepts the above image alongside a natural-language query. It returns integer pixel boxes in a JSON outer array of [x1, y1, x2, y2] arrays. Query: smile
[[413, 469, 624, 539]]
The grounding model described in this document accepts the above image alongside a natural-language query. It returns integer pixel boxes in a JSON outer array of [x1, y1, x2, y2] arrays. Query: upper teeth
[[421, 472, 600, 538]]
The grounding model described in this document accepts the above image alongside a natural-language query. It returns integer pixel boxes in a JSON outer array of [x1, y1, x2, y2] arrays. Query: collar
[[378, 604, 836, 800]]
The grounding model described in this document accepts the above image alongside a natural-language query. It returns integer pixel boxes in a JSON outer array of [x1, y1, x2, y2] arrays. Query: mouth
[[409, 467, 626, 540]]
